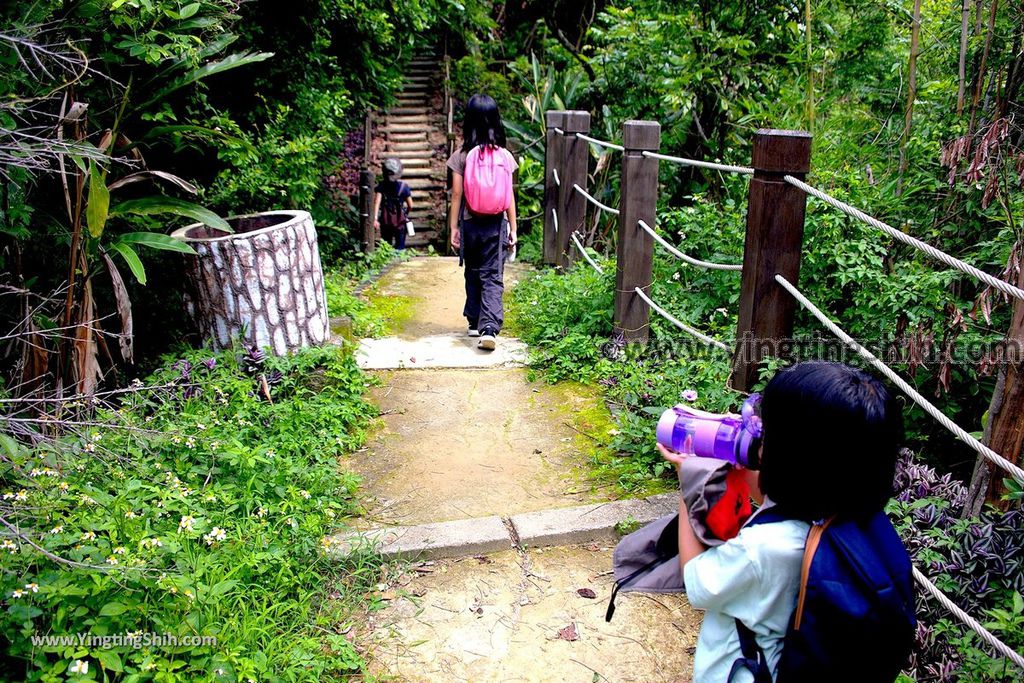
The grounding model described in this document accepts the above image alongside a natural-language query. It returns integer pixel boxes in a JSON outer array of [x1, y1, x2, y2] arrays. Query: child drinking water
[[660, 361, 905, 682]]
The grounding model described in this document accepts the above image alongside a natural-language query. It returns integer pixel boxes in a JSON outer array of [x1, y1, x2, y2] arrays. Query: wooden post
[[360, 168, 375, 254], [556, 111, 591, 269], [614, 120, 661, 343], [964, 254, 1024, 515], [730, 129, 812, 392], [543, 111, 567, 266]]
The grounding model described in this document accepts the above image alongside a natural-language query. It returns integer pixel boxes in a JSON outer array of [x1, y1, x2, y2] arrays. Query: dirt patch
[[362, 545, 699, 682], [347, 368, 614, 526]]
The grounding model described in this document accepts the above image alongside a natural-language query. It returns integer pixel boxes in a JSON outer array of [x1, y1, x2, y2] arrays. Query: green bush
[[0, 345, 379, 681]]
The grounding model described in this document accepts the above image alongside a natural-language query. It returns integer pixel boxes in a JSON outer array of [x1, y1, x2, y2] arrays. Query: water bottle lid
[[656, 406, 681, 448]]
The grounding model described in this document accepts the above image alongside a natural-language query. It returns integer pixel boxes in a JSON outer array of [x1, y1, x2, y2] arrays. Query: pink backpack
[[463, 145, 513, 215]]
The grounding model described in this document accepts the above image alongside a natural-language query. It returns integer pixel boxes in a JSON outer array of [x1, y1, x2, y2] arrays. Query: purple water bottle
[[656, 394, 763, 467]]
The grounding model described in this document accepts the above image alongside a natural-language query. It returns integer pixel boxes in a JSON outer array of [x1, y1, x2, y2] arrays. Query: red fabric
[[705, 469, 752, 541]]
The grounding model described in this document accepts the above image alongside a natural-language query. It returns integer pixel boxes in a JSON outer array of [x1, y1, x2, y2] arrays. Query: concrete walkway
[[331, 256, 698, 681]]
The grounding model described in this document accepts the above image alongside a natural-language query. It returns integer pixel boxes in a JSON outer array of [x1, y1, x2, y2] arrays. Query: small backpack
[[379, 183, 407, 229], [463, 145, 513, 215], [736, 508, 917, 683]]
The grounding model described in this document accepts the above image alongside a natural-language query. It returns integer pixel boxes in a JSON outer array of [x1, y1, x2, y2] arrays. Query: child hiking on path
[[373, 158, 412, 250], [448, 94, 518, 351]]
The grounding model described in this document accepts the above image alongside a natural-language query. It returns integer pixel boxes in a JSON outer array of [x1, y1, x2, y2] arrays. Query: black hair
[[461, 94, 506, 152], [758, 361, 903, 520]]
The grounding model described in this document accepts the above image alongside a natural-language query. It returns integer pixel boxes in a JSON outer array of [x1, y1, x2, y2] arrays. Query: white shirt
[[683, 507, 809, 682]]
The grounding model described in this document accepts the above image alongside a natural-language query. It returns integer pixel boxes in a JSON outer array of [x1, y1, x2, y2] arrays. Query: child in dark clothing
[[374, 158, 412, 250]]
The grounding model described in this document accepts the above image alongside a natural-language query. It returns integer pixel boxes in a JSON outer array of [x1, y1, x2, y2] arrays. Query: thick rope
[[637, 219, 743, 272], [784, 175, 1024, 302], [775, 274, 1024, 485], [570, 232, 605, 274], [552, 168, 560, 187], [551, 208, 558, 234], [553, 127, 565, 136], [573, 184, 620, 216], [642, 150, 754, 176], [575, 132, 625, 152], [632, 287, 731, 352], [913, 566, 1024, 670]]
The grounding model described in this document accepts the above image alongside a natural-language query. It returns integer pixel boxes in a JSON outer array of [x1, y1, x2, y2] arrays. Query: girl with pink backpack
[[447, 94, 518, 351]]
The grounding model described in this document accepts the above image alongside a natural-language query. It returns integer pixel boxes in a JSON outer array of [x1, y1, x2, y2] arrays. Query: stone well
[[171, 210, 329, 355]]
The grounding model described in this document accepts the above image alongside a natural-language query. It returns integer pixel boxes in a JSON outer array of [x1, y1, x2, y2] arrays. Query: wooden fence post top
[[562, 111, 591, 133], [752, 129, 812, 174], [623, 120, 661, 151], [545, 111, 567, 128]]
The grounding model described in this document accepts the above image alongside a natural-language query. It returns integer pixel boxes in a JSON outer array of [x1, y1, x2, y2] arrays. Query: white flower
[[91, 433, 102, 443], [1, 539, 18, 553], [178, 515, 195, 532], [265, 449, 275, 458], [185, 437, 197, 449], [58, 482, 69, 492], [196, 423, 206, 431], [49, 526, 63, 534], [70, 660, 89, 674], [204, 527, 227, 546], [25, 582, 39, 593], [14, 490, 27, 502], [204, 493, 216, 502], [299, 490, 311, 500], [141, 537, 163, 549], [106, 556, 119, 566], [113, 546, 126, 555], [254, 507, 267, 518], [125, 511, 138, 519], [1, 491, 14, 500], [215, 668, 225, 676], [84, 442, 96, 453], [672, 272, 681, 281], [130, 378, 144, 388], [81, 531, 96, 541], [11, 589, 25, 599], [29, 468, 43, 477]]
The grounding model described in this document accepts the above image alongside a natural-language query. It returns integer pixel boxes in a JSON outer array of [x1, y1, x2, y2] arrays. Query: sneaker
[[478, 333, 496, 351], [468, 328, 481, 337]]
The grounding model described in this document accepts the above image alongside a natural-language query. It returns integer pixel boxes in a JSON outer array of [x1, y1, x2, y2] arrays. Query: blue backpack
[[735, 508, 916, 683]]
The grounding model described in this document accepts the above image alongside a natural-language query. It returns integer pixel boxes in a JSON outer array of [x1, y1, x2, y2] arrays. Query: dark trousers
[[382, 223, 406, 250], [461, 214, 504, 334]]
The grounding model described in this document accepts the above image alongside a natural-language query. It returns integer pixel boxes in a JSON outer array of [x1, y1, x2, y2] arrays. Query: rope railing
[[638, 219, 743, 272], [571, 232, 605, 274], [553, 127, 565, 136], [575, 132, 625, 152], [632, 287, 731, 352], [913, 567, 1024, 670], [774, 274, 1024, 486], [573, 184, 620, 216], [552, 168, 560, 187], [642, 150, 754, 176], [784, 175, 1024, 302], [551, 208, 558, 234]]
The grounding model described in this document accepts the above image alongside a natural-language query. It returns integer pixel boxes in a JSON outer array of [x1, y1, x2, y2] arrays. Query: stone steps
[[387, 132, 428, 142], [388, 150, 435, 159]]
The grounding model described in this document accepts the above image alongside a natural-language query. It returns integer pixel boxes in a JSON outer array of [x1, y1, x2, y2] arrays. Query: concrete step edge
[[323, 493, 677, 561]]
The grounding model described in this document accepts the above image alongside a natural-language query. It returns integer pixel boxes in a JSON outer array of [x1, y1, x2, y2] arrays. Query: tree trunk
[[957, 0, 971, 114], [964, 245, 1024, 516], [172, 210, 330, 356], [897, 0, 922, 195]]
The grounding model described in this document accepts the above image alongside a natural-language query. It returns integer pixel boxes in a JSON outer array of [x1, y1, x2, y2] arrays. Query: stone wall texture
[[174, 211, 329, 356]]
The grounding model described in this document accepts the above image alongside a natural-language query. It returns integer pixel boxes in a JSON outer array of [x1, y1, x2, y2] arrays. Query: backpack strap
[[604, 555, 669, 622], [792, 516, 835, 630], [729, 619, 774, 683]]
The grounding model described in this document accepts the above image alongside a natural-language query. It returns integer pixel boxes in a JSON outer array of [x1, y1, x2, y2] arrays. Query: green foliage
[[0, 344, 380, 681]]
